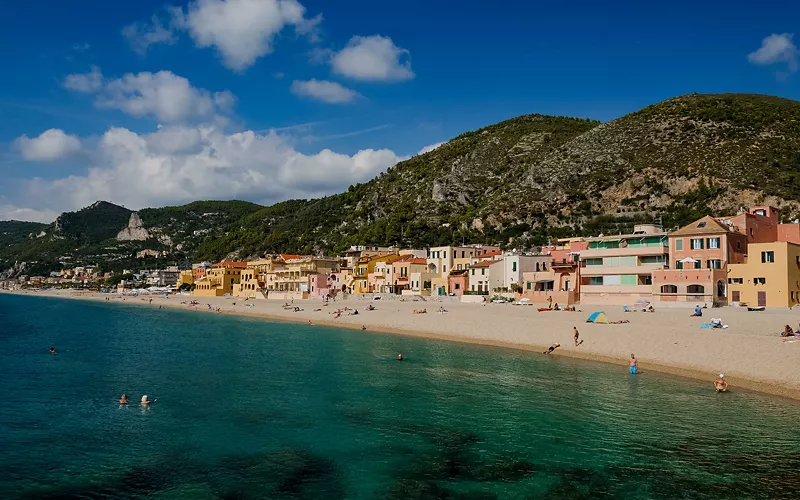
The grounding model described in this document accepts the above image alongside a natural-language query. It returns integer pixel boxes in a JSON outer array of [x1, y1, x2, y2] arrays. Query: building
[[272, 256, 339, 298], [468, 260, 500, 294], [580, 224, 669, 305], [392, 255, 428, 295], [427, 245, 501, 295], [447, 269, 469, 296], [192, 262, 247, 297], [727, 242, 800, 308], [353, 253, 397, 294], [491, 254, 552, 292], [520, 258, 582, 304]]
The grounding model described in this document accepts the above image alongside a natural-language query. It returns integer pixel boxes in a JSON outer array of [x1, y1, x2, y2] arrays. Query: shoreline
[[6, 289, 800, 401]]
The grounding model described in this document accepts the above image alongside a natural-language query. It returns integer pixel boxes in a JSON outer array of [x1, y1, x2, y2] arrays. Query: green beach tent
[[586, 312, 609, 324]]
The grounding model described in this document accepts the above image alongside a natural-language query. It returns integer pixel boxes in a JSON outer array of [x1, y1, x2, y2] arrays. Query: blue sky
[[1, 0, 799, 222]]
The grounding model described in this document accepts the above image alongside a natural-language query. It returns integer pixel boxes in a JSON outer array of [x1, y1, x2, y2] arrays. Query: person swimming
[[49, 347, 56, 354], [141, 395, 151, 405], [714, 374, 728, 392], [119, 394, 128, 404], [396, 354, 403, 361]]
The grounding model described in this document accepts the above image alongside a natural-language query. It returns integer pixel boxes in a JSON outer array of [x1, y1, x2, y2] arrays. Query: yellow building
[[178, 270, 194, 287], [232, 258, 277, 299], [354, 253, 398, 294], [727, 242, 800, 308], [273, 256, 339, 295], [192, 262, 246, 297]]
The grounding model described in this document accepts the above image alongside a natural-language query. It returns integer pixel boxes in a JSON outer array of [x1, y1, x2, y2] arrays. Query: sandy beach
[[8, 289, 800, 400]]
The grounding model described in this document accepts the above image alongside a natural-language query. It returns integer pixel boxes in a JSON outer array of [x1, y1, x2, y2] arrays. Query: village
[[5, 205, 800, 309]]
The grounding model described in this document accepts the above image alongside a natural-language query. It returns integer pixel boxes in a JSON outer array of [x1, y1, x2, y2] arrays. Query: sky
[[1, 0, 799, 222]]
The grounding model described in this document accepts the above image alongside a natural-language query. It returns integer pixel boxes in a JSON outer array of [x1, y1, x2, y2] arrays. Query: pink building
[[448, 269, 469, 296]]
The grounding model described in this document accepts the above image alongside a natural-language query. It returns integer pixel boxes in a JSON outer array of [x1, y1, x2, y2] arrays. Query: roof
[[213, 261, 248, 269], [279, 254, 303, 261], [478, 250, 503, 259], [448, 269, 469, 277], [470, 260, 501, 268], [669, 216, 737, 237]]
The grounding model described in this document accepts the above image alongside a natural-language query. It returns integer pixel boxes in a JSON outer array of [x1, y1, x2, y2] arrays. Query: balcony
[[581, 265, 664, 276], [580, 247, 667, 259]]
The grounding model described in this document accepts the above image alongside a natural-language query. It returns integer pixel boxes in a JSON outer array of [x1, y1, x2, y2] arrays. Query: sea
[[1, 293, 799, 499]]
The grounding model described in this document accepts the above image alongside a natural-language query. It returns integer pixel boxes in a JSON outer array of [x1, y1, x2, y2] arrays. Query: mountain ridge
[[4, 92, 800, 274]]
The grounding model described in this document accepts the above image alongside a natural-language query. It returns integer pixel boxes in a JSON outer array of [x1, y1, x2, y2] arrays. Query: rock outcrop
[[116, 213, 149, 241]]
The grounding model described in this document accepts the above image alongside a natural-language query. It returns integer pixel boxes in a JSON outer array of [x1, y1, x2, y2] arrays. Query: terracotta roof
[[411, 258, 427, 265], [279, 254, 303, 261], [670, 216, 736, 236], [470, 259, 501, 268], [478, 250, 503, 259]]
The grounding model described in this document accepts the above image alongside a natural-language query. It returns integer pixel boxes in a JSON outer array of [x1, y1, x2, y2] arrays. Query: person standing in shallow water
[[629, 354, 638, 374]]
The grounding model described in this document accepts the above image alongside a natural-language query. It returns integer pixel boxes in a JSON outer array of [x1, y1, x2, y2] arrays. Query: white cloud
[[417, 142, 444, 155], [0, 204, 59, 223], [63, 68, 235, 122], [290, 79, 359, 104], [748, 33, 798, 72], [17, 124, 404, 217], [14, 129, 81, 161], [63, 65, 103, 92], [177, 0, 320, 71], [331, 35, 414, 82], [122, 11, 180, 54]]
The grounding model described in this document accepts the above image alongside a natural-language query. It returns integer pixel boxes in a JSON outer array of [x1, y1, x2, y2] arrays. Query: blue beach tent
[[586, 312, 610, 324]]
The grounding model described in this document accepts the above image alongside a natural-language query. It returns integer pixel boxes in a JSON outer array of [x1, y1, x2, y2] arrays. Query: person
[[714, 374, 729, 392], [49, 347, 56, 354], [647, 305, 655, 312], [573, 327, 582, 346], [141, 395, 151, 405], [547, 296, 553, 309], [782, 325, 794, 337], [119, 394, 128, 404], [361, 325, 367, 331], [543, 343, 561, 354], [149, 298, 152, 305], [690, 305, 703, 317], [308, 320, 314, 325], [629, 353, 638, 374], [397, 354, 403, 361]]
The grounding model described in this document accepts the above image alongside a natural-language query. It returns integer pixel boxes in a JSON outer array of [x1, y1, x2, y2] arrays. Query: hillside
[[4, 93, 800, 270]]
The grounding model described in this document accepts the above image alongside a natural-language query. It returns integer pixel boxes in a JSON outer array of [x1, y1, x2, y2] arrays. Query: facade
[[652, 216, 747, 305], [520, 259, 581, 304], [727, 242, 800, 308], [192, 262, 247, 297], [580, 224, 669, 305], [353, 253, 396, 294], [392, 255, 428, 295], [427, 245, 501, 295], [492, 254, 552, 291], [468, 260, 499, 293], [273, 257, 339, 296], [447, 269, 469, 296]]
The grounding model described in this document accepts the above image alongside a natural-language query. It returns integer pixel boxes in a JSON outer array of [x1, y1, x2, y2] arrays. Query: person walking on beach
[[573, 327, 583, 346], [629, 354, 638, 374], [547, 296, 553, 309]]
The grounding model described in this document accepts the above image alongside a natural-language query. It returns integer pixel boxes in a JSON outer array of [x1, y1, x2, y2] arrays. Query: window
[[641, 255, 666, 265], [512, 262, 517, 272], [687, 284, 705, 294], [457, 264, 462, 270], [706, 260, 721, 269], [755, 277, 766, 285], [675, 239, 683, 251], [690, 238, 704, 250], [481, 269, 485, 275], [542, 263, 547, 271], [461, 251, 465, 258], [661, 285, 678, 294], [585, 258, 602, 266], [732, 291, 740, 302], [527, 282, 532, 290], [737, 241, 741, 250], [589, 277, 603, 285], [728, 277, 743, 284], [707, 238, 720, 249], [675, 261, 683, 270], [454, 283, 460, 290], [621, 274, 637, 285], [761, 251, 775, 263], [471, 269, 475, 276], [603, 275, 622, 286], [443, 266, 447, 273], [536, 263, 541, 272], [443, 251, 447, 259], [697, 221, 707, 228], [694, 260, 701, 269]]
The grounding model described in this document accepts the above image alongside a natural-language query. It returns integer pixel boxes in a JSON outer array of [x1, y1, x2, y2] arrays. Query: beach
[[8, 289, 800, 400]]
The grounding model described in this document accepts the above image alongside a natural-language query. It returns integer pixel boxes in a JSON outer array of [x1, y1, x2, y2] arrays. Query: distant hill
[[4, 93, 800, 273]]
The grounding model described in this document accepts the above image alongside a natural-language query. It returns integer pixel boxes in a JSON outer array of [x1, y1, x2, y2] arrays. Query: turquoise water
[[1, 295, 800, 499]]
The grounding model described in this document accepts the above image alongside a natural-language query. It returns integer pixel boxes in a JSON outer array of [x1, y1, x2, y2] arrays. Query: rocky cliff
[[116, 213, 149, 241]]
